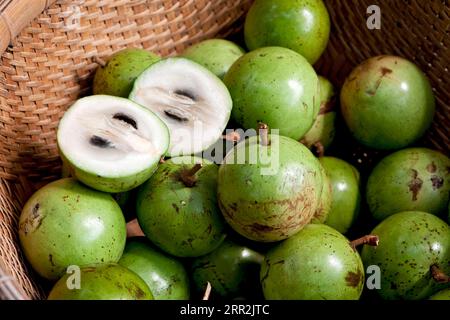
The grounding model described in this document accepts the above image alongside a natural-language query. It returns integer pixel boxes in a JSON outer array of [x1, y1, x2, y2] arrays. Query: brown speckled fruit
[[244, 0, 330, 64], [48, 264, 153, 300], [367, 148, 450, 220], [341, 55, 435, 150], [137, 156, 226, 257], [93, 48, 160, 97], [361, 211, 450, 300], [261, 224, 364, 300], [119, 238, 190, 300], [19, 178, 126, 280], [218, 129, 323, 242]]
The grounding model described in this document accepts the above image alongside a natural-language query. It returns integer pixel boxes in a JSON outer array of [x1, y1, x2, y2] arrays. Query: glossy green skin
[[18, 178, 126, 280], [48, 264, 153, 300], [244, 0, 330, 64], [218, 135, 323, 242], [60, 150, 161, 194], [341, 55, 435, 150], [191, 240, 264, 299], [119, 238, 190, 300], [320, 157, 361, 234], [137, 156, 226, 257], [367, 148, 450, 221], [302, 76, 336, 151], [93, 48, 160, 97], [429, 288, 450, 300], [224, 47, 320, 140], [182, 39, 245, 80], [302, 113, 336, 151], [311, 163, 332, 223], [362, 211, 450, 300], [261, 224, 364, 300]]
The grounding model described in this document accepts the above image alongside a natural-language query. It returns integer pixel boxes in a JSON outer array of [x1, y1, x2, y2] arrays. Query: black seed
[[113, 113, 137, 129], [90, 135, 113, 148], [174, 89, 196, 101], [164, 110, 189, 122]]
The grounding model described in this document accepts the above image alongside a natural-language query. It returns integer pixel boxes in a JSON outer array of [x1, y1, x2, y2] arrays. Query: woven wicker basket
[[0, 0, 448, 300]]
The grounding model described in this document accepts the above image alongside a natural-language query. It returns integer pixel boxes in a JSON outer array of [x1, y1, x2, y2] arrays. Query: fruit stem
[[180, 163, 203, 187], [222, 131, 241, 143], [313, 142, 325, 157], [93, 56, 106, 67], [350, 235, 379, 251], [202, 282, 212, 300], [258, 123, 270, 146], [126, 219, 144, 238], [431, 265, 450, 283]]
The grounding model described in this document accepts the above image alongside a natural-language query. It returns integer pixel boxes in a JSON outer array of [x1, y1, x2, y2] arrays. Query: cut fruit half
[[57, 95, 169, 193], [129, 58, 232, 157]]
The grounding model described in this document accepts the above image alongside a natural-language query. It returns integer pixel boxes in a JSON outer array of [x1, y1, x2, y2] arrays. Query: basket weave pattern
[[0, 0, 448, 300]]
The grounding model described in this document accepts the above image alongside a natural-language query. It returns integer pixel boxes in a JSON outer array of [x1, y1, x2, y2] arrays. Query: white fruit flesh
[[57, 95, 169, 177], [129, 58, 232, 156]]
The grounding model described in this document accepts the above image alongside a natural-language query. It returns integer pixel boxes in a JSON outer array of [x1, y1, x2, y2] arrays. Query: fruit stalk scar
[[126, 219, 144, 238], [180, 163, 203, 187], [222, 131, 241, 143], [349, 235, 379, 251], [430, 264, 450, 283], [258, 122, 270, 146]]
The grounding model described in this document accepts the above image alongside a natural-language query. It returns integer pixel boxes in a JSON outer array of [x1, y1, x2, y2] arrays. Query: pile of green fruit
[[18, 0, 449, 300]]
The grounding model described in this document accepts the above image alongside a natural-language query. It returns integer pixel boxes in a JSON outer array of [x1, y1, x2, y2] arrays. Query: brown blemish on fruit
[[366, 67, 392, 96], [430, 175, 444, 190], [408, 169, 423, 201], [172, 203, 179, 213], [205, 224, 212, 235], [229, 202, 238, 211], [345, 270, 363, 288], [426, 162, 437, 173], [19, 203, 45, 235], [251, 223, 275, 232], [48, 254, 55, 267], [126, 282, 146, 299], [380, 67, 393, 76], [219, 186, 317, 239], [318, 96, 336, 115]]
